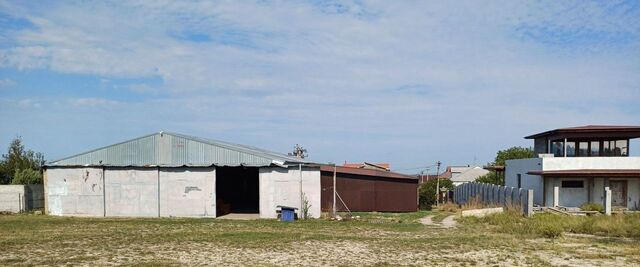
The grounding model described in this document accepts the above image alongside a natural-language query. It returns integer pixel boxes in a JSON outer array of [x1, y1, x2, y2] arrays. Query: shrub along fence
[[0, 184, 44, 213], [454, 182, 534, 217]]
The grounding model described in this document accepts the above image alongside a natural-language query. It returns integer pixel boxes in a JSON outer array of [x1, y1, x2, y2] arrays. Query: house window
[[615, 140, 628, 156], [566, 142, 576, 157], [578, 142, 589, 157], [551, 141, 564, 157], [590, 141, 600, 156], [561, 180, 584, 188], [517, 174, 521, 188]]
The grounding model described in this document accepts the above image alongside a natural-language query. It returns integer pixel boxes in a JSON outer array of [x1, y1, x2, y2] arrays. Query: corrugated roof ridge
[[161, 131, 306, 164], [47, 132, 159, 165], [47, 131, 307, 166]]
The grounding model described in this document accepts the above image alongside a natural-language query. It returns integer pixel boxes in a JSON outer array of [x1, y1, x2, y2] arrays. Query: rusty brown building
[[320, 165, 418, 212]]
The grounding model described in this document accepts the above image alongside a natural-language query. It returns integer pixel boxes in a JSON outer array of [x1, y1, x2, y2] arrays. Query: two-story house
[[505, 125, 640, 210]]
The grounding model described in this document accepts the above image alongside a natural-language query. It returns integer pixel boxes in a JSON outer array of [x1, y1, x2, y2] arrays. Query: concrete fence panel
[[0, 184, 43, 213], [455, 182, 533, 216]]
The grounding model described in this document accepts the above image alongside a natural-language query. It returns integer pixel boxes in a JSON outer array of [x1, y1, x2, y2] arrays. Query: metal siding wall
[[159, 167, 215, 217], [320, 171, 418, 212], [374, 179, 418, 212]]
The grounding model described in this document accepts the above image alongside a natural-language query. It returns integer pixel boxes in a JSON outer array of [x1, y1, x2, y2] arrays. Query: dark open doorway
[[216, 167, 259, 216]]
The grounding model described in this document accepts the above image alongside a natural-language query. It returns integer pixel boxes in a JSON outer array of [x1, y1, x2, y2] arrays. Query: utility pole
[[435, 161, 441, 207], [332, 164, 337, 218]]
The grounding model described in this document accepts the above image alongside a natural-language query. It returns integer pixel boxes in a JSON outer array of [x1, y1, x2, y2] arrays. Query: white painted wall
[[505, 158, 543, 205], [541, 157, 640, 170], [45, 168, 104, 216], [259, 166, 321, 219], [104, 168, 158, 217], [160, 167, 215, 217]]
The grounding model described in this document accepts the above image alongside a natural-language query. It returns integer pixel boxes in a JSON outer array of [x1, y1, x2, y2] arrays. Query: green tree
[[418, 178, 453, 210], [0, 137, 45, 184], [493, 146, 534, 167], [475, 172, 499, 184], [11, 168, 42, 185], [476, 146, 534, 185]]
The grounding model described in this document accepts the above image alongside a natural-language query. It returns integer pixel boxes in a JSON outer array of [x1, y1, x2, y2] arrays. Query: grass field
[[1, 211, 639, 266]]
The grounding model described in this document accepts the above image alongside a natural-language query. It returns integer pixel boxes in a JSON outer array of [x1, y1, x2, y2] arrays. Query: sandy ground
[[419, 215, 458, 228]]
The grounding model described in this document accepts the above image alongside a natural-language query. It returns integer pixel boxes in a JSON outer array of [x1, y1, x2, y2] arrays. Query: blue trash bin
[[277, 206, 298, 222]]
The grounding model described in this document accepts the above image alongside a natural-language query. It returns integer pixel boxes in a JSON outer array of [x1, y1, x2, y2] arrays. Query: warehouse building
[[44, 132, 320, 218], [44, 132, 419, 218]]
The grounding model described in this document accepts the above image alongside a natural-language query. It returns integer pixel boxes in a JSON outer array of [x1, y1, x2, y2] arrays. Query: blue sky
[[1, 1, 639, 174]]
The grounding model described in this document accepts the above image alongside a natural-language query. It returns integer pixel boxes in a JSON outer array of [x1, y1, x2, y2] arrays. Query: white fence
[[0, 184, 44, 213], [454, 182, 534, 217]]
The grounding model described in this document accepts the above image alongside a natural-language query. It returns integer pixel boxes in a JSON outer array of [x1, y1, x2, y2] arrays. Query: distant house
[[343, 162, 390, 171], [440, 166, 490, 186], [505, 125, 640, 210]]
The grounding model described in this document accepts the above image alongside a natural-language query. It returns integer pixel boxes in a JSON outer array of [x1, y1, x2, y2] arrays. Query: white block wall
[[105, 168, 158, 217], [0, 185, 27, 213], [47, 166, 324, 217], [46, 168, 104, 216], [259, 166, 321, 219], [160, 167, 215, 217]]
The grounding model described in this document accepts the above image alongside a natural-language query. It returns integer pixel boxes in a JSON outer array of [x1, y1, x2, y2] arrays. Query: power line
[[392, 163, 440, 172]]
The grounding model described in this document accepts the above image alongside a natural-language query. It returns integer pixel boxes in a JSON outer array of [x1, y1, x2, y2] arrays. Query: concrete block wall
[[454, 182, 533, 216], [0, 184, 44, 213], [259, 166, 321, 219], [46, 167, 216, 217]]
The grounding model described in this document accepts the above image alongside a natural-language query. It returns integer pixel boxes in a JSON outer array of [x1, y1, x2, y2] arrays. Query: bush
[[418, 178, 453, 210], [11, 168, 42, 185], [580, 202, 604, 213]]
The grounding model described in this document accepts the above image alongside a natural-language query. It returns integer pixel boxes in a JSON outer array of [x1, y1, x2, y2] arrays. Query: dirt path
[[440, 215, 457, 228], [419, 215, 457, 228], [419, 215, 435, 225]]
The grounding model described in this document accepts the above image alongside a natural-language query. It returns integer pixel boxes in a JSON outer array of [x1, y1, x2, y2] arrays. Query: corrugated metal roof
[[46, 132, 308, 167]]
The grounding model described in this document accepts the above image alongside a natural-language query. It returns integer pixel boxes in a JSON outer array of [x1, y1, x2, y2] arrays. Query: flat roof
[[527, 169, 640, 177], [525, 125, 640, 140], [319, 165, 417, 180]]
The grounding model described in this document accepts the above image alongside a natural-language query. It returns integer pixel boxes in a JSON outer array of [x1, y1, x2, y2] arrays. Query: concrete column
[[563, 138, 567, 157], [553, 186, 559, 207], [605, 187, 612, 216], [525, 189, 534, 217]]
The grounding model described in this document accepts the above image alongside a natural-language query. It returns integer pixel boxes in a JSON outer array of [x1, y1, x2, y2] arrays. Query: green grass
[[460, 211, 640, 238], [1, 212, 639, 266]]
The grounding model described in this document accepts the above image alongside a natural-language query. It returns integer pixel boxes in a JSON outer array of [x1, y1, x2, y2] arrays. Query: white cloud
[[16, 98, 41, 109], [0, 1, 638, 169], [69, 98, 119, 108], [0, 78, 16, 88]]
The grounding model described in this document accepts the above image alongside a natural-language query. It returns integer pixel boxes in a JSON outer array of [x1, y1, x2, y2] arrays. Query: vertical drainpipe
[[332, 164, 336, 218], [299, 163, 303, 219], [157, 166, 161, 217], [102, 166, 106, 217]]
